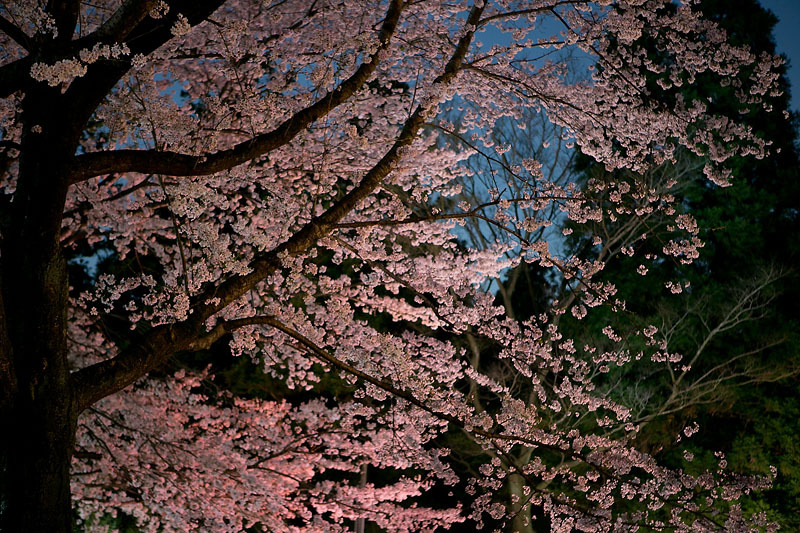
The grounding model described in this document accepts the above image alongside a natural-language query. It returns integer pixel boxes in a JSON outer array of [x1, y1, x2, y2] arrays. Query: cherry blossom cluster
[[0, 0, 783, 529]]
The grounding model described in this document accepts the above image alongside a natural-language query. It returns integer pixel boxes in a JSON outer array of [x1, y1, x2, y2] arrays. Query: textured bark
[[0, 1, 232, 527], [506, 445, 537, 533], [0, 86, 78, 533], [507, 472, 536, 533]]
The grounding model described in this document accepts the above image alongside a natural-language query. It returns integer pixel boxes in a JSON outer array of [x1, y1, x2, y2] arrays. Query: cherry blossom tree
[[446, 133, 796, 530], [0, 0, 785, 531]]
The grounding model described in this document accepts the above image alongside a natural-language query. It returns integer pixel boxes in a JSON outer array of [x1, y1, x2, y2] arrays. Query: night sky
[[760, 0, 800, 111]]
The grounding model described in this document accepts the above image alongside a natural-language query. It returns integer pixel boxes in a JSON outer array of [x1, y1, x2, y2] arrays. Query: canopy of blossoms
[[0, 0, 783, 531]]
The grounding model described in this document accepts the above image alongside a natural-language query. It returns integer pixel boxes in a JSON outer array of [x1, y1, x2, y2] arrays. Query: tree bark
[[0, 87, 78, 533], [507, 472, 535, 533], [0, 2, 241, 530], [0, 1, 476, 528]]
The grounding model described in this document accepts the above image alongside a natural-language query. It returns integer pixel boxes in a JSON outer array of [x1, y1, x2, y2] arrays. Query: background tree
[[0, 0, 787, 531], [428, 1, 800, 530], [556, 0, 800, 526]]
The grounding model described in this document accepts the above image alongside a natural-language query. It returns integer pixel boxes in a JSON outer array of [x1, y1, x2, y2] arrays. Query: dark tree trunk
[[0, 87, 78, 533], [0, 4, 230, 530]]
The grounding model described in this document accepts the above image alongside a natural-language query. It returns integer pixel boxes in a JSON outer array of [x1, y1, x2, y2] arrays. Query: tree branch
[[0, 57, 32, 98], [70, 0, 486, 412], [46, 0, 82, 43], [67, 0, 406, 183], [0, 267, 17, 412], [90, 0, 161, 43], [0, 15, 31, 51], [0, 0, 160, 100]]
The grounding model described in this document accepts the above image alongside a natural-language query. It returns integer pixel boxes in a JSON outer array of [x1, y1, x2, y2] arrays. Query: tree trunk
[[507, 472, 535, 533], [0, 88, 78, 532], [2, 388, 76, 532]]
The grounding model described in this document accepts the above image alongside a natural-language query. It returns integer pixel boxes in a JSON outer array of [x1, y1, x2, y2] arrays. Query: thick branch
[[0, 57, 32, 98], [0, 268, 17, 409], [0, 0, 159, 100], [185, 2, 484, 323], [63, 0, 229, 151], [90, 0, 161, 43], [71, 0, 485, 412], [46, 0, 81, 43], [0, 15, 31, 51], [67, 0, 406, 183]]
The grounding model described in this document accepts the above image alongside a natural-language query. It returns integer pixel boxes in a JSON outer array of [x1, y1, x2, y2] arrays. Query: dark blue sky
[[760, 0, 800, 111]]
